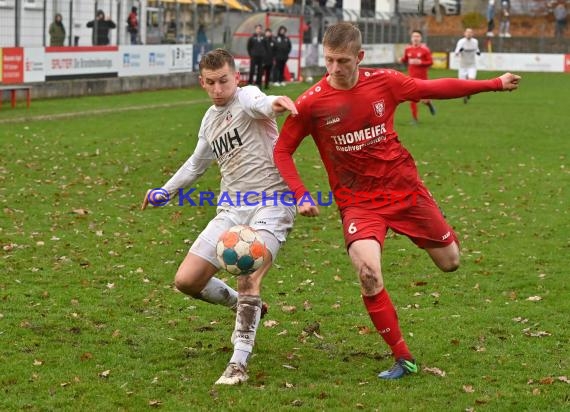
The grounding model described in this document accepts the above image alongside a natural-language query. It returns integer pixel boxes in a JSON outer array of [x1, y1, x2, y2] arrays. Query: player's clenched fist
[[298, 203, 320, 217], [499, 73, 521, 91]]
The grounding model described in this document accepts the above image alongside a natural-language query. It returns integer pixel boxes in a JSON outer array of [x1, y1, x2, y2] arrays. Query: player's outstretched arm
[[272, 96, 298, 115], [274, 115, 318, 217], [141, 137, 214, 211], [498, 72, 521, 91], [412, 73, 521, 100]]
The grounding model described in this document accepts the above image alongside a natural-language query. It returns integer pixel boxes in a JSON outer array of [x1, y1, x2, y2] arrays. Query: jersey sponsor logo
[[330, 123, 387, 152], [225, 110, 232, 123], [211, 127, 243, 159], [325, 116, 341, 126], [373, 100, 385, 118], [441, 231, 451, 241]]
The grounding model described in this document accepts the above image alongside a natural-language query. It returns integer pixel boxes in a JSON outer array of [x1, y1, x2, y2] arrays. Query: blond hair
[[323, 22, 362, 54], [199, 48, 236, 74]]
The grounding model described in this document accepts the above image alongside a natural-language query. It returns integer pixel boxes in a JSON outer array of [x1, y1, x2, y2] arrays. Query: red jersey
[[401, 44, 433, 79], [274, 68, 502, 209]]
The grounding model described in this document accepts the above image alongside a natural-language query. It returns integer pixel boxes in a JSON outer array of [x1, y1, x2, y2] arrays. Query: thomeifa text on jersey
[[330, 123, 387, 152]]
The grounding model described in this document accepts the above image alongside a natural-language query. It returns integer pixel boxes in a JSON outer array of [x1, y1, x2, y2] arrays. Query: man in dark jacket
[[126, 7, 139, 45], [273, 26, 292, 86], [247, 24, 265, 87], [262, 28, 276, 89], [87, 10, 116, 46]]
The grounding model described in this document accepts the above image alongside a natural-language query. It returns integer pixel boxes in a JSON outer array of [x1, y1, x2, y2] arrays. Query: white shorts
[[459, 67, 477, 80], [189, 205, 296, 268]]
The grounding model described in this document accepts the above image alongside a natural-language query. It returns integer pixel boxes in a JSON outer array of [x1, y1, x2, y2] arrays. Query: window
[[24, 0, 44, 9]]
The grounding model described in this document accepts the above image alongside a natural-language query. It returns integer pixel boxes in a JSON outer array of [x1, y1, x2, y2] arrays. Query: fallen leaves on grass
[[558, 376, 569, 384], [463, 385, 475, 393], [512, 316, 529, 323], [522, 328, 551, 338], [303, 300, 312, 311], [282, 364, 297, 370], [281, 305, 296, 314], [80, 352, 93, 361], [356, 325, 372, 335], [284, 381, 294, 388], [412, 281, 428, 287], [526, 296, 542, 302], [33, 359, 44, 366], [99, 369, 111, 378], [291, 399, 303, 407], [148, 399, 162, 407], [71, 208, 89, 215], [423, 366, 446, 377], [539, 377, 555, 385], [263, 320, 279, 328]]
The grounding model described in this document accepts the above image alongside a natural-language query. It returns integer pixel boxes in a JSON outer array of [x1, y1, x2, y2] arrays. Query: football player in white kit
[[141, 49, 298, 385], [454, 28, 481, 103]]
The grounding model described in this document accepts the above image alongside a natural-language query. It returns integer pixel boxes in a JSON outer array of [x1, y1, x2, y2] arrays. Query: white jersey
[[454, 37, 479, 69], [163, 86, 289, 205]]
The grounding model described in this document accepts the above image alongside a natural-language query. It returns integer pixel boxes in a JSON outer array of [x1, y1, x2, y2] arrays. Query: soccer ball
[[216, 225, 266, 276]]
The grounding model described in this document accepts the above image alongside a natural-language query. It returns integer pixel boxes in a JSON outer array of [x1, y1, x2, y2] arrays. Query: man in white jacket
[[141, 48, 297, 385], [454, 28, 480, 103]]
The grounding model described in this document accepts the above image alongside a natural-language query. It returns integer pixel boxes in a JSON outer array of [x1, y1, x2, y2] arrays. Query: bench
[[0, 85, 32, 109]]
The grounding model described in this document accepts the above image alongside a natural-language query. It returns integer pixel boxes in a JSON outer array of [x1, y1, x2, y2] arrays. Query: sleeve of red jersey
[[394, 76, 503, 102], [274, 112, 310, 201], [400, 48, 408, 64], [422, 46, 433, 67]]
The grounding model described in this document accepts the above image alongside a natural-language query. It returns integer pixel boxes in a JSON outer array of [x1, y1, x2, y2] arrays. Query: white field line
[[0, 99, 211, 124]]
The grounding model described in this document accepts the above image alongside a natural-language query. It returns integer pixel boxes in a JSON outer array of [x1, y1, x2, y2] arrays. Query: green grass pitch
[[0, 70, 568, 411]]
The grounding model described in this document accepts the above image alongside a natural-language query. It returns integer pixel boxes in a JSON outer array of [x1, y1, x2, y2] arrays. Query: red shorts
[[340, 183, 458, 250]]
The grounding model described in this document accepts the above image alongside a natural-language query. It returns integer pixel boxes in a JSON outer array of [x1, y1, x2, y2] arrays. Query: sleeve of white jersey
[[454, 38, 464, 54], [162, 124, 214, 196], [238, 85, 280, 119]]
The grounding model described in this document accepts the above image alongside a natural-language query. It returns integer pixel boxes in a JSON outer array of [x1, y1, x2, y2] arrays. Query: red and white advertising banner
[[118, 45, 169, 77], [565, 54, 570, 73], [449, 52, 565, 72], [45, 46, 120, 80], [24, 48, 46, 83], [169, 45, 194, 73], [1, 47, 24, 84]]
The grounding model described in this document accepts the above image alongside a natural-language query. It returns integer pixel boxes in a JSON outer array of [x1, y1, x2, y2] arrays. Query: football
[[216, 225, 266, 275]]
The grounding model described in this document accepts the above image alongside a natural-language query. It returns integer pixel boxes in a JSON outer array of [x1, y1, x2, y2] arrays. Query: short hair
[[412, 30, 423, 36], [199, 48, 235, 74], [323, 22, 362, 54]]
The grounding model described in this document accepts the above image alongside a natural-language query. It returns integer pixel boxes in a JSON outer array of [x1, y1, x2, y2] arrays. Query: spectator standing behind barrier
[[87, 10, 116, 46], [273, 26, 292, 86], [554, 2, 568, 40], [499, 0, 511, 37], [197, 24, 208, 46], [49, 13, 66, 46], [262, 28, 276, 89], [486, 0, 495, 37], [126, 7, 139, 45], [247, 24, 265, 87]]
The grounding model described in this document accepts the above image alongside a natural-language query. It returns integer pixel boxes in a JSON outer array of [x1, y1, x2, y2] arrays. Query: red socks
[[410, 102, 418, 121], [362, 289, 413, 361]]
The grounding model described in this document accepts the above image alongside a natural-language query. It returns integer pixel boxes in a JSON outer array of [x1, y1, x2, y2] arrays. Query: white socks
[[197, 277, 238, 309], [229, 295, 262, 366]]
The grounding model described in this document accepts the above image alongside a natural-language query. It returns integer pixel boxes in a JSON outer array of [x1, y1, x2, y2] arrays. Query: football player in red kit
[[400, 30, 436, 122], [274, 22, 520, 380]]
